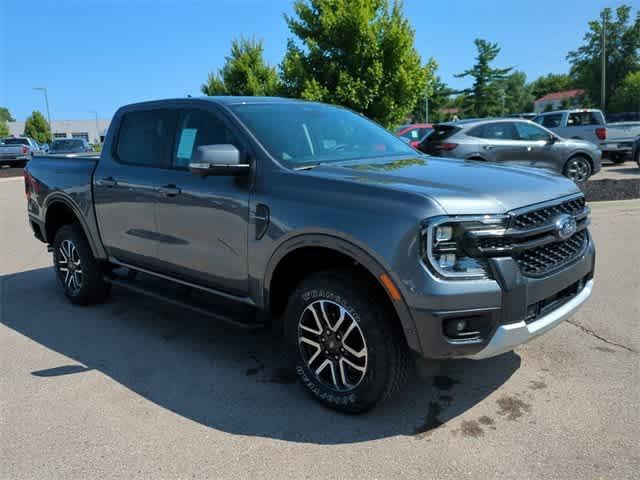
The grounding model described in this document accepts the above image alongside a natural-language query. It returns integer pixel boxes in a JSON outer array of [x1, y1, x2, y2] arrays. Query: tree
[[201, 37, 280, 96], [455, 39, 512, 117], [529, 73, 574, 100], [567, 5, 640, 112], [610, 70, 640, 112], [280, 0, 432, 128], [23, 111, 51, 144], [0, 107, 15, 123], [0, 120, 9, 138], [494, 71, 534, 114], [411, 74, 454, 123]]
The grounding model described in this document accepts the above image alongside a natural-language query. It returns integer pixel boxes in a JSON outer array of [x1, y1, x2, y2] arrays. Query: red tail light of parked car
[[595, 127, 607, 140], [21, 145, 29, 155]]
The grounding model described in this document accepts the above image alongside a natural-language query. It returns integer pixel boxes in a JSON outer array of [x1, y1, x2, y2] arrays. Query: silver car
[[418, 118, 602, 183]]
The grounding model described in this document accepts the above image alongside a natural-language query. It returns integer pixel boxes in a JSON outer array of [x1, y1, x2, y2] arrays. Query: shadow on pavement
[[1, 267, 520, 444]]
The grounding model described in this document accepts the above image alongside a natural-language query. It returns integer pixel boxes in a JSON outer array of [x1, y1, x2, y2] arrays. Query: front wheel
[[285, 270, 411, 413], [52, 223, 111, 305], [564, 156, 592, 183]]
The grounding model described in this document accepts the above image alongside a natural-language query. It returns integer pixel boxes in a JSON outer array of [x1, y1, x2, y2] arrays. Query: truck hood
[[310, 156, 580, 215]]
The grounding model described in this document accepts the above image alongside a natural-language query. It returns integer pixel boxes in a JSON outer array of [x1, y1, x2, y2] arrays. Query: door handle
[[157, 184, 181, 197], [526, 146, 533, 151], [483, 145, 493, 150], [96, 177, 117, 187]]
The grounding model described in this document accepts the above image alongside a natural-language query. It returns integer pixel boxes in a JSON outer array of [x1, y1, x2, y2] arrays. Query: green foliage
[[201, 37, 280, 96], [0, 107, 15, 123], [455, 39, 513, 117], [280, 0, 433, 128], [567, 5, 640, 111], [529, 73, 574, 100], [493, 70, 534, 114], [411, 75, 454, 123], [23, 111, 51, 144], [0, 120, 9, 138], [610, 70, 640, 111]]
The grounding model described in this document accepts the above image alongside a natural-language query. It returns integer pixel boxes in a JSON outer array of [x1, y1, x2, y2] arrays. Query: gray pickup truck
[[24, 97, 595, 412], [533, 109, 640, 163], [0, 136, 42, 167]]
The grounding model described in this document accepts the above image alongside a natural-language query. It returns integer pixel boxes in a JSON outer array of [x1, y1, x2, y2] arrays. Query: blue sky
[[1, 0, 624, 121]]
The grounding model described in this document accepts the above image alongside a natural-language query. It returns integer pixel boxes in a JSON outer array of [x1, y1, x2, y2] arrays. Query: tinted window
[[230, 103, 414, 168], [172, 109, 240, 169], [426, 125, 460, 142], [480, 122, 518, 140], [567, 111, 603, 126], [515, 122, 550, 141], [50, 139, 86, 152], [115, 109, 175, 167], [3, 138, 29, 145], [535, 114, 563, 128]]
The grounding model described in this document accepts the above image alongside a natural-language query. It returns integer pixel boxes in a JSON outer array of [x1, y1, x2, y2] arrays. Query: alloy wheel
[[566, 158, 590, 183], [58, 239, 83, 293], [297, 300, 368, 392]]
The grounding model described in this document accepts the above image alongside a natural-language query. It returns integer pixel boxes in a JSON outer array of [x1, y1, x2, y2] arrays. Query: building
[[7, 118, 111, 144], [533, 89, 586, 113]]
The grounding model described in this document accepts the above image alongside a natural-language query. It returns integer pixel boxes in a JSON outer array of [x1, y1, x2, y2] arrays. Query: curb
[[580, 176, 640, 202]]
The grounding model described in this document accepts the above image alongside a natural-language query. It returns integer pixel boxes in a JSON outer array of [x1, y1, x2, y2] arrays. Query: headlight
[[422, 215, 507, 279]]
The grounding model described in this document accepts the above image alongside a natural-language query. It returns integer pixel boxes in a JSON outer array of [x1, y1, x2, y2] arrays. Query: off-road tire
[[52, 223, 111, 305], [284, 270, 411, 413]]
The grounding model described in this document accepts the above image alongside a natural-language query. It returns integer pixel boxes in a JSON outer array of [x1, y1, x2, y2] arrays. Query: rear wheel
[[564, 156, 592, 183], [52, 223, 111, 305], [285, 270, 410, 413], [609, 153, 627, 164]]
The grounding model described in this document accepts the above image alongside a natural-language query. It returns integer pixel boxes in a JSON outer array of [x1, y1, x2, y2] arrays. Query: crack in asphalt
[[566, 319, 637, 354]]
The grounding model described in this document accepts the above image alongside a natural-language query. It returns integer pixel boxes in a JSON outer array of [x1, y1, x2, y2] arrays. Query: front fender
[[263, 232, 421, 353]]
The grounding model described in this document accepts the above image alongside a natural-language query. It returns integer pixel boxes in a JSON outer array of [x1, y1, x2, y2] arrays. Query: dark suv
[[25, 97, 595, 412], [418, 119, 601, 183]]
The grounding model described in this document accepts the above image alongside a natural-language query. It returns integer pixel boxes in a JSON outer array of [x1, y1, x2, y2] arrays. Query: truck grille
[[516, 230, 587, 277], [511, 197, 585, 229]]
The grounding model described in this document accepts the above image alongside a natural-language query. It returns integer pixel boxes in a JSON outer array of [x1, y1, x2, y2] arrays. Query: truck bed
[[25, 154, 102, 250]]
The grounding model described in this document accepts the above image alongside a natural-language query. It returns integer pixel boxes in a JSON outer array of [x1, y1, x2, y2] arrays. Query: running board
[[104, 274, 263, 331]]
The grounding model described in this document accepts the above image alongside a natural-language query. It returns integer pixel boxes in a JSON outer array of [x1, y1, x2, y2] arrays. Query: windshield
[[50, 139, 85, 152], [230, 102, 415, 168]]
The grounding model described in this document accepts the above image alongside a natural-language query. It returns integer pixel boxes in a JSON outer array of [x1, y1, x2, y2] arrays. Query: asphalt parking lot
[[1, 176, 638, 479]]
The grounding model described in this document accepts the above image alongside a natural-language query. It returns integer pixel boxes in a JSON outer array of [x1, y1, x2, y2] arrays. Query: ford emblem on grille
[[554, 214, 577, 240]]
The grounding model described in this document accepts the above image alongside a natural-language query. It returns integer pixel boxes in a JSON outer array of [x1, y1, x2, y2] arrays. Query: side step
[[104, 272, 264, 331]]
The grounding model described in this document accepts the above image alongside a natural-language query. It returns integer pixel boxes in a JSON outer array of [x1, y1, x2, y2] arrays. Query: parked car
[[0, 136, 42, 167], [417, 118, 601, 183], [24, 97, 594, 413], [533, 109, 640, 163], [48, 138, 93, 154], [395, 123, 433, 147], [634, 136, 640, 168]]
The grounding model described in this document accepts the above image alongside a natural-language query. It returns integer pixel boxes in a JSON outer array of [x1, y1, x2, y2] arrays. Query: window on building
[[53, 133, 67, 139], [71, 132, 89, 141]]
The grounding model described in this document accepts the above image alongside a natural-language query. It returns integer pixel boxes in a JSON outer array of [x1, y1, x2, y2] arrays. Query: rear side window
[[478, 122, 518, 140], [426, 125, 460, 142], [172, 109, 240, 169], [3, 138, 29, 145], [567, 111, 603, 126], [535, 114, 563, 128], [115, 109, 175, 168]]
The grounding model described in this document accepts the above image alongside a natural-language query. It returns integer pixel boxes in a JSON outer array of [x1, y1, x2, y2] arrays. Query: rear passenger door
[[153, 105, 251, 295], [474, 122, 528, 165], [93, 108, 176, 269]]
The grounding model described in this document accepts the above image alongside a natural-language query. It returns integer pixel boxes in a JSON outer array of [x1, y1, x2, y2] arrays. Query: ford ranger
[[24, 97, 595, 412]]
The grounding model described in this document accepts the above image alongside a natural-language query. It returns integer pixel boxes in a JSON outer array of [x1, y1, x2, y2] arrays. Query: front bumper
[[407, 235, 595, 359], [467, 279, 592, 359]]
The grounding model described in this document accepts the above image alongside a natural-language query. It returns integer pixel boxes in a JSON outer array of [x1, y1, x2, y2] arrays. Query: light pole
[[88, 110, 99, 143], [425, 95, 429, 123], [601, 10, 606, 111], [33, 87, 52, 130]]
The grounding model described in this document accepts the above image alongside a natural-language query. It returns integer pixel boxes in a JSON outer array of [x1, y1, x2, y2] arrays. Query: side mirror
[[547, 134, 557, 144], [188, 144, 249, 176]]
